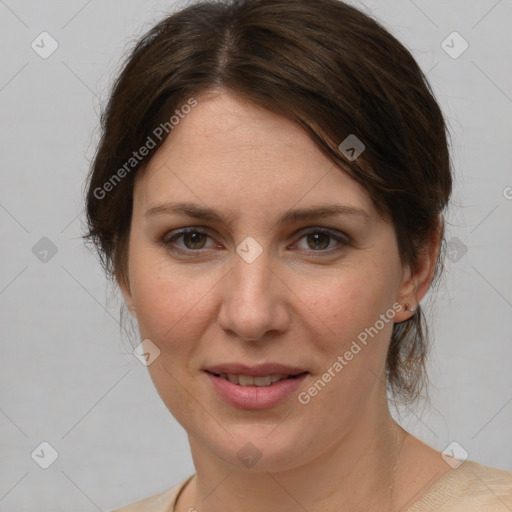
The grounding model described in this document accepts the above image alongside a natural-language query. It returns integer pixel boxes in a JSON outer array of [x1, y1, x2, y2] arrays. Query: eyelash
[[159, 227, 350, 257]]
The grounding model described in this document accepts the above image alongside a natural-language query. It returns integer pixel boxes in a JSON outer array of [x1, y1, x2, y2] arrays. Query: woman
[[83, 0, 512, 510]]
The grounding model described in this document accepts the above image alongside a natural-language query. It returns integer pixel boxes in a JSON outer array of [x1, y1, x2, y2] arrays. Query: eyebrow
[[144, 201, 371, 226]]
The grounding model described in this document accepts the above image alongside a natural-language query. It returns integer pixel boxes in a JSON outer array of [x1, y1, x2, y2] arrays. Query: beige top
[[111, 460, 512, 511]]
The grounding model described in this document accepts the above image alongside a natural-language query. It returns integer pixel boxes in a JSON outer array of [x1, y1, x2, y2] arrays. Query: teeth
[[254, 376, 273, 386], [239, 374, 257, 387], [218, 373, 290, 387], [226, 373, 238, 384]]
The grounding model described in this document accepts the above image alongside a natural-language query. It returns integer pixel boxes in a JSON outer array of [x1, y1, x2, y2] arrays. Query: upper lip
[[204, 363, 308, 377]]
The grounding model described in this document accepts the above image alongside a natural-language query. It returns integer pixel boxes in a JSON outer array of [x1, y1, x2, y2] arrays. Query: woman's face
[[121, 90, 418, 471]]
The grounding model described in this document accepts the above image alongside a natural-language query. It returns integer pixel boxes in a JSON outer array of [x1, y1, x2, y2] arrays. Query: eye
[[292, 229, 349, 254], [161, 228, 217, 253], [159, 227, 350, 257]]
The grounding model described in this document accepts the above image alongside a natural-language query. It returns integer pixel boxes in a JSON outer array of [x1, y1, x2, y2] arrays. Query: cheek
[[297, 273, 396, 412], [295, 259, 400, 405], [302, 262, 398, 342], [129, 250, 222, 358], [127, 253, 222, 396], [128, 256, 221, 422]]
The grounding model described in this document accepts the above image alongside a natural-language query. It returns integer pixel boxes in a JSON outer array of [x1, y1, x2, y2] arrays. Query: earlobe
[[394, 266, 418, 322], [403, 303, 416, 314]]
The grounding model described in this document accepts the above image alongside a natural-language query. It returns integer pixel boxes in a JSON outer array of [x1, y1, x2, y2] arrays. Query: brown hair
[[83, 0, 452, 405]]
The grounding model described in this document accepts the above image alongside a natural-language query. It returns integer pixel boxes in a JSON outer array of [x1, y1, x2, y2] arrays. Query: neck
[[182, 405, 405, 512]]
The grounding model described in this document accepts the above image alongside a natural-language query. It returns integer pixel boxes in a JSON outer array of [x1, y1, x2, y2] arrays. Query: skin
[[119, 89, 450, 512]]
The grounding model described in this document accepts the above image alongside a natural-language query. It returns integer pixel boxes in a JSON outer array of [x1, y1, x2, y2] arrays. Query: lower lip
[[205, 371, 308, 410]]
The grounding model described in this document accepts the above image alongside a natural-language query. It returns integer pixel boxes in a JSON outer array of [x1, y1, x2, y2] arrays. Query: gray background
[[1, 0, 511, 510]]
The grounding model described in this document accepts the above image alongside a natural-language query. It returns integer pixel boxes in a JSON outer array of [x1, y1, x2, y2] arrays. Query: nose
[[217, 251, 291, 342]]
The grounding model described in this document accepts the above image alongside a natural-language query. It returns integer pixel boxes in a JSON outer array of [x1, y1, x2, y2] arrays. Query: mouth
[[204, 368, 309, 409], [204, 371, 308, 387]]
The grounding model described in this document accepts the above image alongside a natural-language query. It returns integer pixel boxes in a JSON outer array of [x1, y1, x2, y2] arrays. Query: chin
[[199, 422, 316, 473]]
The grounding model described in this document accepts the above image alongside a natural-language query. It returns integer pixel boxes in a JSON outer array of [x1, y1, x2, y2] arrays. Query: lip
[[204, 369, 308, 410], [203, 362, 308, 377]]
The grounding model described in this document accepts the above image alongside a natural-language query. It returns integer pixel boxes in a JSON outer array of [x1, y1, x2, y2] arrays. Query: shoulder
[[110, 474, 195, 512], [408, 460, 512, 511]]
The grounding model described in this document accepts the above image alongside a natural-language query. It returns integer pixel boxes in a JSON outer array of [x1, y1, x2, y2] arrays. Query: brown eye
[[292, 228, 349, 256], [306, 232, 331, 250], [182, 231, 208, 249], [161, 228, 215, 254]]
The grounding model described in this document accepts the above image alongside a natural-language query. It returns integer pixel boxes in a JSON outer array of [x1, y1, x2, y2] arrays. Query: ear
[[117, 272, 137, 318], [394, 221, 443, 322]]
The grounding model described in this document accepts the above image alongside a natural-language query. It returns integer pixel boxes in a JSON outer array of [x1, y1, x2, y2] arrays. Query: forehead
[[134, 91, 376, 219]]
